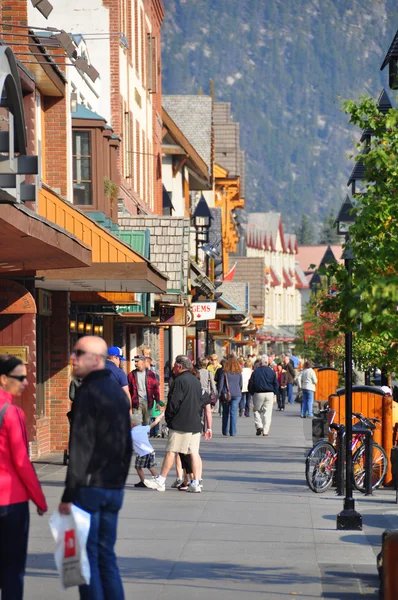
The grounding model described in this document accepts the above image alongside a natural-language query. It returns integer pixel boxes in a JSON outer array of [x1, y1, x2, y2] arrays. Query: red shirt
[[127, 369, 160, 410], [0, 389, 47, 510]]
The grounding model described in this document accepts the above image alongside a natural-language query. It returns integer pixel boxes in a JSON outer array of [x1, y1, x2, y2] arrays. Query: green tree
[[318, 209, 339, 244], [295, 214, 315, 245], [322, 95, 398, 372]]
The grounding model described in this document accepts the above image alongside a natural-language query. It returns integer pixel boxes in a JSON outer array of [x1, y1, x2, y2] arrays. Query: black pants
[[0, 501, 29, 600], [277, 387, 286, 410]]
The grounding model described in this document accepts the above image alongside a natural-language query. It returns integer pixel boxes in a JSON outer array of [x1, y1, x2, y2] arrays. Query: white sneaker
[[143, 477, 165, 492], [186, 482, 201, 493], [171, 478, 183, 489], [199, 479, 203, 490]]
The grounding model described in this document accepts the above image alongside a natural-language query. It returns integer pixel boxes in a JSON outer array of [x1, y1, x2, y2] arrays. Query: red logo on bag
[[64, 530, 76, 558]]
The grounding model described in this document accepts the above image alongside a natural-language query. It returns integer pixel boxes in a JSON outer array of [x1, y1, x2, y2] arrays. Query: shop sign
[[0, 279, 36, 314], [159, 305, 186, 325], [191, 302, 217, 322], [207, 319, 222, 333], [115, 305, 138, 314], [38, 289, 52, 316], [0, 345, 29, 363]]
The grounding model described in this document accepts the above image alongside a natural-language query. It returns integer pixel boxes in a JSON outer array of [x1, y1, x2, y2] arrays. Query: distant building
[[296, 244, 343, 306]]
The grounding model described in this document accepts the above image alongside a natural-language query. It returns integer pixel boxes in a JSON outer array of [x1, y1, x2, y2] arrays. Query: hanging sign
[[191, 302, 217, 322], [208, 319, 222, 332]]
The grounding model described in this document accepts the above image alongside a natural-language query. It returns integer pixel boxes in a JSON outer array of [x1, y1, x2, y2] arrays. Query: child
[[149, 399, 165, 438], [131, 412, 163, 488]]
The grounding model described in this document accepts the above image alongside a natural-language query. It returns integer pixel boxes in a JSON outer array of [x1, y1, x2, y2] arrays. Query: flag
[[223, 262, 237, 281]]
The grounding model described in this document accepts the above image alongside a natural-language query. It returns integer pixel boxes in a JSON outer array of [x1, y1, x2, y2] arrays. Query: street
[[26, 402, 396, 599]]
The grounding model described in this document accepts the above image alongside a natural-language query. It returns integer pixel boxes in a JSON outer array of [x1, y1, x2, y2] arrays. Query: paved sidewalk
[[27, 401, 396, 599]]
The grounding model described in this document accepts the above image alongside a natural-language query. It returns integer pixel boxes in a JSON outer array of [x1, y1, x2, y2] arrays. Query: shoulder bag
[[222, 373, 231, 403], [208, 371, 218, 406]]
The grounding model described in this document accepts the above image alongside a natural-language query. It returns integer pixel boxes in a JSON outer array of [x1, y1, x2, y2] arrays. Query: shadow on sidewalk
[[26, 553, 320, 589]]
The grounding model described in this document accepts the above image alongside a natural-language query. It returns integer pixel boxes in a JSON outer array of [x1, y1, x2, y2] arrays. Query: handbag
[[221, 373, 231, 403], [208, 371, 218, 406]]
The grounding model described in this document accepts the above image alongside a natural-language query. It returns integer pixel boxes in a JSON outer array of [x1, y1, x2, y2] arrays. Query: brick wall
[[47, 292, 70, 453], [43, 96, 68, 197], [0, 0, 28, 54]]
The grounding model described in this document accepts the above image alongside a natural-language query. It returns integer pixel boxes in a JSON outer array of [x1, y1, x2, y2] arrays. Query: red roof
[[270, 266, 281, 287], [296, 245, 343, 274], [283, 268, 293, 287]]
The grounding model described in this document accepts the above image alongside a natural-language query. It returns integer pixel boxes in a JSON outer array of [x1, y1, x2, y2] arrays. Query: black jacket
[[284, 361, 296, 384], [62, 369, 132, 503], [165, 370, 203, 433], [248, 366, 279, 395]]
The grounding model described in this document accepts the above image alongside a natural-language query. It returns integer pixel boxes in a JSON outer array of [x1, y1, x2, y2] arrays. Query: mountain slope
[[161, 0, 398, 232]]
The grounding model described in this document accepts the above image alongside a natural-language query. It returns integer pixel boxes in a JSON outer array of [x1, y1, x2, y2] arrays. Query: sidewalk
[[27, 401, 396, 599]]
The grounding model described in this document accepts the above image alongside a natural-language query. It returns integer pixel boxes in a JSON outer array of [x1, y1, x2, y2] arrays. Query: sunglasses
[[7, 375, 27, 382], [73, 349, 87, 357]]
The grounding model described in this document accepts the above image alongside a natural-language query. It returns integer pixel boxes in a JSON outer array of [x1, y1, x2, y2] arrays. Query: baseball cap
[[134, 354, 146, 361], [108, 346, 126, 361]]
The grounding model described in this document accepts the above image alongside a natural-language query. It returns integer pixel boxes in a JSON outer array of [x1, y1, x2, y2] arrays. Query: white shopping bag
[[49, 505, 91, 589]]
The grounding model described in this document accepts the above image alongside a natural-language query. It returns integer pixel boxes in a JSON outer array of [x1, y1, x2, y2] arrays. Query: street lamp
[[192, 194, 212, 263], [335, 195, 362, 531]]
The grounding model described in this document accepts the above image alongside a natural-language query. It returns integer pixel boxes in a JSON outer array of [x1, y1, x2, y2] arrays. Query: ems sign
[[191, 302, 217, 322]]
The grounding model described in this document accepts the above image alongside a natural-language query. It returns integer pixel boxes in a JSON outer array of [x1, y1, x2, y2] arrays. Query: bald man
[[59, 336, 132, 599]]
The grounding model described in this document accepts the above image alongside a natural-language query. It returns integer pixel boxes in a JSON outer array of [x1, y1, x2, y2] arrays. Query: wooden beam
[[172, 155, 188, 178]]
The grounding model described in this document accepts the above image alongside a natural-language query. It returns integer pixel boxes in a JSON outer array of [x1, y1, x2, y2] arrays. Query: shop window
[[73, 130, 92, 205]]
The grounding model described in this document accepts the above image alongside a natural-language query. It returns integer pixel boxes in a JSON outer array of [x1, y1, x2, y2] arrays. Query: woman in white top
[[300, 360, 317, 418], [239, 359, 253, 417]]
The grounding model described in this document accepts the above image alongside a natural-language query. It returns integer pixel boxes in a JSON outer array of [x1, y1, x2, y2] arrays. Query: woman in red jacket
[[0, 355, 48, 600]]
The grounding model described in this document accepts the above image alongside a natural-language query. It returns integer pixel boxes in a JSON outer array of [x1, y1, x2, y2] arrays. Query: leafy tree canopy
[[322, 96, 398, 371]]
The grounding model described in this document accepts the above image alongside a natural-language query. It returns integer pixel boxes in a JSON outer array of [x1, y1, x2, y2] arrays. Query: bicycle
[[305, 408, 387, 493]]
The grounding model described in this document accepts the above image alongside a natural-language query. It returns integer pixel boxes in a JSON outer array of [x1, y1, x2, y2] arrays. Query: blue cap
[[108, 346, 126, 361]]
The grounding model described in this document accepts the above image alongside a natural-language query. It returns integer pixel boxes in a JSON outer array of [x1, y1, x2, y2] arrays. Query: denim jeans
[[222, 396, 240, 436], [74, 487, 125, 600], [0, 501, 29, 600], [287, 382, 294, 403], [149, 417, 159, 437], [301, 389, 314, 417], [239, 392, 251, 416], [277, 387, 286, 410]]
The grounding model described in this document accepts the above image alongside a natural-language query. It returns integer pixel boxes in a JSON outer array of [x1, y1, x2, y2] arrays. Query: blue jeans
[[239, 392, 251, 416], [222, 396, 240, 436], [149, 417, 159, 437], [301, 389, 314, 417], [0, 501, 29, 600], [74, 487, 125, 600], [287, 382, 294, 403]]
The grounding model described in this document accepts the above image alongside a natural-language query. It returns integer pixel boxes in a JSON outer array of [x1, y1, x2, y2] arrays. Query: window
[[73, 130, 92, 205]]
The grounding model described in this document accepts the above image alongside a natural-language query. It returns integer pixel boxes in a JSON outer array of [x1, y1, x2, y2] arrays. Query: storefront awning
[[36, 261, 167, 294], [0, 202, 91, 272]]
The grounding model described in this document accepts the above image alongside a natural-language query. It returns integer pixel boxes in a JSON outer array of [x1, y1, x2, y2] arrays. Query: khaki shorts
[[166, 430, 201, 455]]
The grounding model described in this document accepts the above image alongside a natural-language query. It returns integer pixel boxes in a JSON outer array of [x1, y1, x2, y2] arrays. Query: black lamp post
[[380, 29, 398, 90], [192, 194, 212, 263], [335, 196, 362, 531]]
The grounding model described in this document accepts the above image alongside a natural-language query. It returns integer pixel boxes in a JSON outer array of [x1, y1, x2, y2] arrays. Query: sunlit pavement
[[27, 401, 394, 599]]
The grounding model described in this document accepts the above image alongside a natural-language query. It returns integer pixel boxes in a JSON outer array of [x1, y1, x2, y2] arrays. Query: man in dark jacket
[[283, 354, 296, 404], [144, 355, 207, 492], [248, 354, 278, 436], [59, 336, 132, 600]]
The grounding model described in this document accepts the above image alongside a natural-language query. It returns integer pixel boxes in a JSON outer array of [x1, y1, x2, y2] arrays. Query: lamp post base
[[336, 508, 363, 530]]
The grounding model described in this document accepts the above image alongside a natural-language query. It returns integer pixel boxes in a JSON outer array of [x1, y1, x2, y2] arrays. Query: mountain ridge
[[161, 0, 398, 232]]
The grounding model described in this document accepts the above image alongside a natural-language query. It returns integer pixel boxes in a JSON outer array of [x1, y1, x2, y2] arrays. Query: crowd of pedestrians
[[0, 341, 308, 599]]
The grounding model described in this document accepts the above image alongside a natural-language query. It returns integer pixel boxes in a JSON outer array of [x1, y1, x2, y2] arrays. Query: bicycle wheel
[[353, 442, 388, 492], [305, 441, 337, 493]]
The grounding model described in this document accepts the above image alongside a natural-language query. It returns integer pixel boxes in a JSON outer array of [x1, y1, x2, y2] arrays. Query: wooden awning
[[36, 261, 168, 294], [0, 202, 91, 272]]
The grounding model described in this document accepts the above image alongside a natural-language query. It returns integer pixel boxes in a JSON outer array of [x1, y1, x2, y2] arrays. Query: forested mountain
[[161, 0, 398, 233]]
